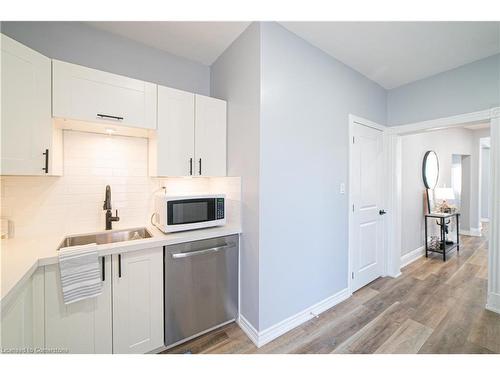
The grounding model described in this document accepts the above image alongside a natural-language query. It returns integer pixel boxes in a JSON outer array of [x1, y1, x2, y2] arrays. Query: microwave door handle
[[171, 244, 234, 259]]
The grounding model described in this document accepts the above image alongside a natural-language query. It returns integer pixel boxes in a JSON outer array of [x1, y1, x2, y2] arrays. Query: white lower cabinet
[[2, 247, 164, 354], [112, 247, 164, 354], [44, 257, 112, 354], [0, 268, 44, 353]]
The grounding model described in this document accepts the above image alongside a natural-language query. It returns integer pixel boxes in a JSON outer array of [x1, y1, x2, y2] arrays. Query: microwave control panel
[[216, 198, 225, 219]]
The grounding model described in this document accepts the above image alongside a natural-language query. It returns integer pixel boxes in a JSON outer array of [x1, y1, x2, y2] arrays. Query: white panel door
[[351, 123, 385, 291], [44, 257, 112, 353], [194, 94, 227, 176], [112, 247, 163, 354], [1, 34, 53, 175], [155, 86, 195, 176], [52, 60, 157, 129]]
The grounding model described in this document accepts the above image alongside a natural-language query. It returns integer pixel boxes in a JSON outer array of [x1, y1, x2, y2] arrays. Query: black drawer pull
[[42, 149, 49, 173], [101, 257, 105, 281], [118, 254, 122, 278], [97, 113, 124, 121]]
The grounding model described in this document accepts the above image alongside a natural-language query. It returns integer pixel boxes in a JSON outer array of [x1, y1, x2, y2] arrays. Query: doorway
[[388, 109, 499, 314]]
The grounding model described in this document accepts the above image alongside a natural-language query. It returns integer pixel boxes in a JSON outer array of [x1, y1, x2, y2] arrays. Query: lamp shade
[[434, 187, 455, 200]]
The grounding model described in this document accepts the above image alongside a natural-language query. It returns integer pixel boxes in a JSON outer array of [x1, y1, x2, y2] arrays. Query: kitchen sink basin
[[58, 227, 153, 250]]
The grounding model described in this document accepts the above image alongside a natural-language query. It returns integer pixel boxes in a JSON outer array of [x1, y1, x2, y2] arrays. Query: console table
[[424, 212, 460, 261]]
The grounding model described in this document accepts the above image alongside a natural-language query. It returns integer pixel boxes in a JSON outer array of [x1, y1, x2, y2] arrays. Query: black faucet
[[103, 185, 120, 230]]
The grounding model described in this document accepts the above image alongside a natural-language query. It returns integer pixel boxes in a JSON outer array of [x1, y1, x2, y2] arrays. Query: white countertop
[[0, 225, 241, 306]]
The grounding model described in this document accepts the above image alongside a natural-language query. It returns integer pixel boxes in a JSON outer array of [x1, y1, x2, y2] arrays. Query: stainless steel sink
[[58, 227, 153, 250]]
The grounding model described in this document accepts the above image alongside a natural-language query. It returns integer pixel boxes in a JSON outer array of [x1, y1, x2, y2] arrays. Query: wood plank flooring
[[162, 227, 499, 354]]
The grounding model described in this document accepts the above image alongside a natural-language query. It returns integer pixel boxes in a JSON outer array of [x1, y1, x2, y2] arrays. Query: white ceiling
[[280, 22, 500, 89], [86, 22, 500, 89], [86, 21, 250, 65]]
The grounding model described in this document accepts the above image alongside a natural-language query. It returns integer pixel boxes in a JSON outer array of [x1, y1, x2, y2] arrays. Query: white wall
[[0, 130, 240, 239], [210, 23, 261, 328], [401, 127, 481, 255]]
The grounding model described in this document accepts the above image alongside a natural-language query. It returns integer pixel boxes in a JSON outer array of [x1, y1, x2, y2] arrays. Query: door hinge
[[351, 272, 355, 279]]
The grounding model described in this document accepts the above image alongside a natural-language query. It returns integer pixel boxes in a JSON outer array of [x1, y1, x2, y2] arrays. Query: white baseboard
[[400, 246, 425, 268], [460, 227, 482, 237], [237, 288, 351, 348], [237, 315, 259, 347], [486, 292, 500, 315]]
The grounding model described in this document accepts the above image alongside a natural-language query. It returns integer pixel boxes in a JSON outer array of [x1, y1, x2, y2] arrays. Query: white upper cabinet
[[153, 86, 195, 176], [1, 34, 62, 176], [52, 60, 157, 130], [152, 89, 227, 177], [112, 247, 163, 354], [194, 95, 227, 177]]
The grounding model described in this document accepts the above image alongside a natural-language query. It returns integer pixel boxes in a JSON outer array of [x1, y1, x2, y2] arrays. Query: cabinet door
[[154, 86, 195, 176], [0, 268, 44, 352], [44, 257, 112, 354], [112, 247, 164, 354], [194, 95, 227, 176], [1, 34, 53, 175], [52, 60, 157, 129]]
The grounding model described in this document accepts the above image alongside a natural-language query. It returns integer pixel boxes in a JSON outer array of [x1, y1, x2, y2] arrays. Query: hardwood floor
[[162, 228, 499, 354]]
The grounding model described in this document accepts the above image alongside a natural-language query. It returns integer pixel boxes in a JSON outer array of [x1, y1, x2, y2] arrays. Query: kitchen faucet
[[103, 185, 120, 230]]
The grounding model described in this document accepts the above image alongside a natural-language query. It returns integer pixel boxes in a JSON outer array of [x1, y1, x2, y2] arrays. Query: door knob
[[379, 209, 387, 215]]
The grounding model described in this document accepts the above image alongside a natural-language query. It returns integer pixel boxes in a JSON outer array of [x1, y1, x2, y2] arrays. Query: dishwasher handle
[[171, 243, 235, 259]]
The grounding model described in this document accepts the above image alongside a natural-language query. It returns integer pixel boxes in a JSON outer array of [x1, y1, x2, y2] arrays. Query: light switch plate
[[340, 183, 345, 194]]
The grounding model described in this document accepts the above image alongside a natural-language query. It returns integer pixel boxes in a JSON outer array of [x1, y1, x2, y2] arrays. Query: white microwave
[[154, 193, 226, 233]]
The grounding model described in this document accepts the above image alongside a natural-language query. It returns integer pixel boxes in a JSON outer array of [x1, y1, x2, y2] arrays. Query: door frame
[[348, 115, 396, 295], [386, 107, 500, 314]]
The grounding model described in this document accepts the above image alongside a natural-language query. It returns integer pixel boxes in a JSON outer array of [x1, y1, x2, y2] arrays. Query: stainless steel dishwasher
[[165, 235, 238, 348]]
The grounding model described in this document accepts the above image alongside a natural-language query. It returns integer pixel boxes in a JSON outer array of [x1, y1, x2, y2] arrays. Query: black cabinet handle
[[42, 149, 49, 173], [101, 257, 105, 281], [97, 113, 124, 121], [118, 254, 122, 278], [198, 158, 202, 175], [189, 158, 193, 176], [379, 209, 387, 215]]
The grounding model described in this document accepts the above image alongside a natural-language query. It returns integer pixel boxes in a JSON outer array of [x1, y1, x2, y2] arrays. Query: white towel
[[58, 243, 102, 304]]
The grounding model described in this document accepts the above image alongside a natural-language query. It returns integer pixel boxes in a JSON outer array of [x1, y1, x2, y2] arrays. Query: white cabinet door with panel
[[44, 257, 112, 354], [0, 268, 44, 352], [194, 95, 227, 176], [112, 247, 163, 354], [52, 60, 157, 130], [1, 34, 62, 176], [152, 86, 195, 176]]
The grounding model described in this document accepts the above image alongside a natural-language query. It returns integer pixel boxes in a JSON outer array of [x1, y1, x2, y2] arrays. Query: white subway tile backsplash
[[1, 130, 241, 240]]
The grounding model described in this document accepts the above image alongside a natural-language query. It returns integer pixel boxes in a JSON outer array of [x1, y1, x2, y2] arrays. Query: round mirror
[[422, 151, 439, 189]]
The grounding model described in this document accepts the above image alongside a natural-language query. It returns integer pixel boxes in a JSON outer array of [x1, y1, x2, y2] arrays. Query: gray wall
[[258, 22, 386, 330], [481, 147, 491, 219], [210, 23, 261, 329], [387, 54, 500, 126], [1, 21, 210, 95]]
